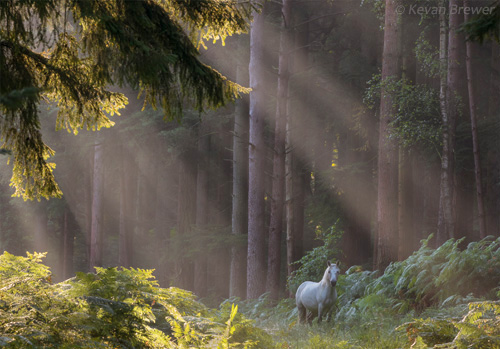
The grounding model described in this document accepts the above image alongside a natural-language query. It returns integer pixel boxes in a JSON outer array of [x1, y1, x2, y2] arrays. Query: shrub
[[400, 301, 500, 348], [0, 251, 272, 348], [287, 223, 343, 294]]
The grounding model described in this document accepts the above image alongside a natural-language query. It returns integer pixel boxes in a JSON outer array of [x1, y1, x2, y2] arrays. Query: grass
[[234, 297, 410, 348]]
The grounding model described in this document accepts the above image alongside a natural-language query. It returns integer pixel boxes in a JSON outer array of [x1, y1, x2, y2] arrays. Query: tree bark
[[376, 0, 400, 271], [266, 0, 291, 300], [486, 42, 500, 236], [61, 205, 75, 280], [398, 149, 414, 260], [464, 4, 487, 238], [437, 0, 459, 245], [247, 4, 268, 299], [89, 137, 104, 270], [119, 150, 136, 268], [33, 201, 48, 253], [194, 124, 210, 297], [176, 154, 197, 291], [285, 10, 309, 282], [230, 37, 249, 300]]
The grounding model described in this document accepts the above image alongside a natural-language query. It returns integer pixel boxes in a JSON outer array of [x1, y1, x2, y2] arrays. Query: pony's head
[[325, 261, 340, 287]]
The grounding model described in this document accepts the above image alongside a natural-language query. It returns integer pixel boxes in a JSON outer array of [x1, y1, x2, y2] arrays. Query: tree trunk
[[230, 37, 249, 300], [376, 0, 400, 271], [89, 137, 104, 270], [119, 151, 136, 268], [398, 149, 414, 260], [285, 10, 309, 282], [266, 0, 291, 300], [285, 116, 295, 280], [486, 42, 500, 236], [247, 4, 268, 299], [84, 148, 93, 271], [194, 124, 210, 297], [437, 0, 459, 245], [176, 152, 197, 291], [33, 202, 48, 253], [464, 4, 487, 238], [61, 205, 75, 280]]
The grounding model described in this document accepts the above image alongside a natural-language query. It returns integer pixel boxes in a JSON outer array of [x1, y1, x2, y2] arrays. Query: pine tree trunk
[[34, 202, 48, 253], [90, 137, 104, 270], [486, 42, 500, 236], [194, 124, 209, 297], [61, 206, 74, 280], [247, 5, 268, 299], [176, 155, 197, 291], [411, 152, 425, 246], [230, 37, 249, 299], [84, 149, 93, 271], [266, 0, 291, 300], [119, 151, 136, 268], [398, 149, 414, 260], [437, 0, 455, 246], [285, 114, 295, 280], [376, 0, 400, 271], [464, 4, 487, 238]]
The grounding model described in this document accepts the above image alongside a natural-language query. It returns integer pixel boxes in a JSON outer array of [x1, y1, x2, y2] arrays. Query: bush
[[400, 301, 500, 348], [0, 251, 272, 348], [287, 223, 343, 294]]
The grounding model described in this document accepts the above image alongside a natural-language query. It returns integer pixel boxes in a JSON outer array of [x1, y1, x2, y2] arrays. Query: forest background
[[1, 0, 500, 304]]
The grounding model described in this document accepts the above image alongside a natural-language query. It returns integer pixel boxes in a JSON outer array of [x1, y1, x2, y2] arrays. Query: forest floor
[[235, 295, 499, 348], [1, 237, 499, 348]]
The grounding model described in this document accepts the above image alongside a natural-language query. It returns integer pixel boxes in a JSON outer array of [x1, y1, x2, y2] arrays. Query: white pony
[[295, 261, 340, 324]]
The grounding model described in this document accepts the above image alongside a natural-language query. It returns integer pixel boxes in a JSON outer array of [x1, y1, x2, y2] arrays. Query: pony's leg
[[317, 306, 324, 323], [297, 304, 307, 324], [306, 311, 315, 324]]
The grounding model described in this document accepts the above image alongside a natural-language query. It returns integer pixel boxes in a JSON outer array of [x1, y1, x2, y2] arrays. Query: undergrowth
[[233, 235, 500, 348], [1, 235, 499, 348], [0, 251, 271, 348]]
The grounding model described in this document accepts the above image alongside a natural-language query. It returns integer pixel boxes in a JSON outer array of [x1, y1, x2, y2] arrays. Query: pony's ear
[[327, 261, 331, 267]]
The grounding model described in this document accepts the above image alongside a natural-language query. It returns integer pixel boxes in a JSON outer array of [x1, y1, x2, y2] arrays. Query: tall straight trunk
[[376, 0, 400, 271], [34, 202, 48, 253], [247, 5, 268, 299], [486, 42, 500, 235], [212, 130, 233, 299], [84, 148, 93, 271], [266, 0, 291, 300], [464, 5, 486, 238], [230, 37, 249, 299], [176, 153, 197, 291], [119, 151, 136, 268], [411, 152, 425, 246], [285, 126, 307, 280], [154, 160, 176, 286], [194, 125, 210, 297], [455, 169, 474, 242], [89, 138, 104, 270], [437, 0, 458, 245], [398, 149, 414, 260], [285, 11, 309, 282], [61, 206, 74, 280], [285, 117, 294, 280]]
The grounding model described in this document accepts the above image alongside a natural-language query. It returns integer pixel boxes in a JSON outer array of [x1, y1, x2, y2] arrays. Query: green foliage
[[401, 301, 500, 348], [387, 236, 500, 308], [287, 223, 343, 294], [364, 74, 441, 152], [0, 0, 254, 200], [461, 2, 500, 43], [414, 33, 441, 79], [236, 237, 500, 349], [0, 252, 270, 348]]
